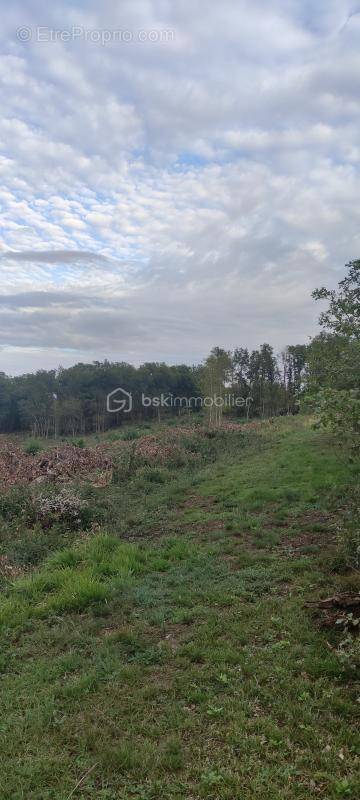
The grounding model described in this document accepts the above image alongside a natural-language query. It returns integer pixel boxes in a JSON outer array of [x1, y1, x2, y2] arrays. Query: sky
[[0, 0, 360, 375]]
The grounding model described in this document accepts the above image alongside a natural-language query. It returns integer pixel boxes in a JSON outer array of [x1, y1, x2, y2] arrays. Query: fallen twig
[[66, 763, 98, 799]]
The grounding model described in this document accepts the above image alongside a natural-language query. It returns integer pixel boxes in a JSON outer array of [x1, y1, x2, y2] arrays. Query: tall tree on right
[[307, 260, 360, 449]]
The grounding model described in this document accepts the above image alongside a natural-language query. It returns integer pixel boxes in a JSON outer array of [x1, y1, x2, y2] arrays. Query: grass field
[[0, 417, 359, 799]]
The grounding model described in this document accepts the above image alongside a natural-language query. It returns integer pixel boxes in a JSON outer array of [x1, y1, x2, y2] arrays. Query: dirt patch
[[161, 623, 192, 653], [305, 593, 360, 631], [275, 580, 293, 597], [279, 529, 335, 553], [230, 529, 270, 552], [297, 510, 333, 525], [274, 511, 336, 553], [183, 518, 225, 538], [181, 494, 217, 510], [222, 554, 241, 572]]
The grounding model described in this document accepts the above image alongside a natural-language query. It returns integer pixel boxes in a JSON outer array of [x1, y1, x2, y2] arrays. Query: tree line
[[0, 343, 307, 437], [0, 258, 358, 438]]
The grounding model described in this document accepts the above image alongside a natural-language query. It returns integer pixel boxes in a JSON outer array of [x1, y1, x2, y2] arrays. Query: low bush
[[111, 444, 137, 483], [71, 437, 85, 448], [121, 429, 140, 441], [106, 430, 122, 442], [0, 485, 93, 534], [23, 439, 43, 456], [135, 466, 171, 484], [33, 488, 89, 531], [0, 485, 33, 522], [6, 527, 74, 567]]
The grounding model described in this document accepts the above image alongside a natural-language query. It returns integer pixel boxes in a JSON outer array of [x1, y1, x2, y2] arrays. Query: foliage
[[312, 388, 360, 450], [0, 486, 93, 538], [0, 361, 202, 436], [313, 259, 360, 340], [135, 465, 171, 484], [0, 345, 310, 438], [111, 443, 138, 483], [121, 429, 141, 441], [198, 347, 232, 426], [33, 488, 89, 531], [336, 484, 360, 570], [307, 260, 360, 449], [23, 439, 43, 456], [71, 437, 85, 448], [0, 485, 33, 523]]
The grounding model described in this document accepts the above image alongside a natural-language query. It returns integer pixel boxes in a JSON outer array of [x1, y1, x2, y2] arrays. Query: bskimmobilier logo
[[106, 387, 133, 413], [106, 388, 252, 413]]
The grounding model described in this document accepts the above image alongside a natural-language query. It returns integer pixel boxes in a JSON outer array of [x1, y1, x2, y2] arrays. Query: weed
[[24, 439, 43, 456]]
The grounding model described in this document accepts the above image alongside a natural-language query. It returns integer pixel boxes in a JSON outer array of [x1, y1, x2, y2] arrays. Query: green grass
[[0, 417, 359, 799]]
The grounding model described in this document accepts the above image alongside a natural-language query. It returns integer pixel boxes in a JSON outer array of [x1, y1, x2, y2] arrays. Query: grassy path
[[0, 419, 359, 799]]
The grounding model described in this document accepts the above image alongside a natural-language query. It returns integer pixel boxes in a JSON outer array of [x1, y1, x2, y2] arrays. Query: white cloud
[[0, 1, 359, 372]]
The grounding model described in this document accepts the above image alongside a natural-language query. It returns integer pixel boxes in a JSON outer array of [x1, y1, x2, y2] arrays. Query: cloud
[[0, 249, 112, 264], [0, 290, 108, 308], [0, 1, 359, 372]]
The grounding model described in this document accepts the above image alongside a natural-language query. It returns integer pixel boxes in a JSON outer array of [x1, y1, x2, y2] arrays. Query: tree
[[308, 261, 360, 449], [281, 344, 307, 413], [247, 344, 279, 416], [313, 259, 360, 340], [232, 348, 249, 390], [200, 348, 232, 427], [17, 371, 57, 437]]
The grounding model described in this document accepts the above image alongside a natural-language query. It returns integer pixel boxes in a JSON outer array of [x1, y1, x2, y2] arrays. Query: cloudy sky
[[0, 1, 359, 374]]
